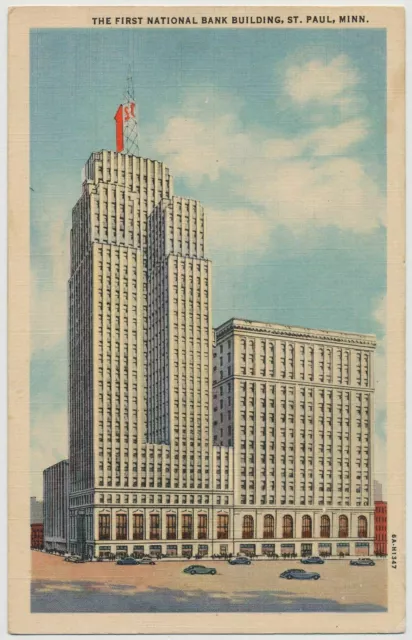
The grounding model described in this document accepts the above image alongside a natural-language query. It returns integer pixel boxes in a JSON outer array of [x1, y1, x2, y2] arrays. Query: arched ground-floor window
[[263, 514, 274, 538], [283, 515, 293, 538], [339, 515, 349, 537], [358, 516, 368, 537], [320, 515, 330, 538], [242, 515, 254, 539], [217, 514, 229, 539], [302, 515, 312, 538]]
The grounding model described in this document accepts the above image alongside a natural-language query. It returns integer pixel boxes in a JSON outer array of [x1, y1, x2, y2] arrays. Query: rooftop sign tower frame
[[114, 65, 140, 156]]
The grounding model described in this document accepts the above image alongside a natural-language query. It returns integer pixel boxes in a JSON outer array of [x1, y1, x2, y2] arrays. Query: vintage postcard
[[8, 5, 405, 634]]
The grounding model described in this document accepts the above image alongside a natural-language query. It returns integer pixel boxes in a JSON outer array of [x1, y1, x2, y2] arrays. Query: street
[[31, 552, 387, 613]]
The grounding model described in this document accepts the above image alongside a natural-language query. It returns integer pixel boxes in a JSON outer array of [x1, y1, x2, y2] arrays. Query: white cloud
[[304, 118, 369, 156], [31, 408, 68, 499], [238, 156, 383, 234], [155, 55, 384, 245], [283, 54, 360, 109], [155, 92, 251, 186]]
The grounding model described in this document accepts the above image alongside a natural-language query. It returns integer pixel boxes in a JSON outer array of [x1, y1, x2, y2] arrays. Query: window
[[242, 515, 254, 539], [99, 514, 110, 540], [116, 513, 127, 540], [150, 514, 161, 540], [198, 514, 208, 539], [301, 515, 312, 538], [217, 514, 229, 539], [320, 515, 331, 538], [133, 513, 144, 540], [282, 515, 293, 538], [339, 515, 349, 537], [182, 514, 193, 539], [263, 514, 274, 538], [358, 515, 368, 538], [166, 514, 177, 540]]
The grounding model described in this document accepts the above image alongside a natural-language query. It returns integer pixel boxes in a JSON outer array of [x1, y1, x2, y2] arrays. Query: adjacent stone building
[[43, 460, 69, 553], [30, 496, 43, 524], [373, 479, 383, 502], [213, 318, 376, 557]]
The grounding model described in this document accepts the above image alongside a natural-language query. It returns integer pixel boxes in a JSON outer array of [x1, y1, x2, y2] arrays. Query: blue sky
[[30, 28, 387, 498]]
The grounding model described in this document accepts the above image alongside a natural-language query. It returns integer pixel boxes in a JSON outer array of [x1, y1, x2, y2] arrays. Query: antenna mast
[[114, 65, 140, 156]]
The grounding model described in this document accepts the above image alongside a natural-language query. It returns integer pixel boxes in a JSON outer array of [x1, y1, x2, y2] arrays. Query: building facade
[[43, 460, 70, 553], [373, 479, 383, 502], [68, 149, 376, 560], [31, 523, 44, 550], [374, 501, 387, 555], [212, 319, 376, 558]]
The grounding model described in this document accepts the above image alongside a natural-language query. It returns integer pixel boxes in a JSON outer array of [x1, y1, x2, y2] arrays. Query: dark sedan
[[183, 565, 217, 575], [350, 558, 376, 566], [280, 569, 320, 580], [301, 556, 325, 565], [116, 556, 139, 565], [228, 556, 252, 565]]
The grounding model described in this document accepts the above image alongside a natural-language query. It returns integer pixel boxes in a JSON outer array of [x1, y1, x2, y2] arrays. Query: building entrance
[[262, 544, 275, 556], [281, 543, 295, 556], [149, 545, 162, 557], [240, 544, 256, 557], [319, 543, 332, 556], [355, 542, 370, 556], [337, 543, 350, 556], [166, 545, 178, 557], [182, 544, 193, 558], [76, 512, 86, 559]]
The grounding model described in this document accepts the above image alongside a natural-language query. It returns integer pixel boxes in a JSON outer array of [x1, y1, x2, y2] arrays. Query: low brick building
[[31, 523, 44, 550], [374, 501, 387, 555]]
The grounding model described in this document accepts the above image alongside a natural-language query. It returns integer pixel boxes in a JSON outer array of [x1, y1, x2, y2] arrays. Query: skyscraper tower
[[69, 150, 174, 549]]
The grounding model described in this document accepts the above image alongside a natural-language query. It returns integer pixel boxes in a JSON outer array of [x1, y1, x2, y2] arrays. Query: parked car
[[183, 565, 217, 575], [138, 557, 156, 565], [280, 569, 320, 580], [301, 556, 325, 565], [116, 556, 139, 565], [64, 555, 84, 563], [228, 556, 251, 565], [350, 558, 376, 566]]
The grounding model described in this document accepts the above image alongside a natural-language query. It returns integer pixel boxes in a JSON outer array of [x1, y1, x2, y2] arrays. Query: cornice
[[215, 319, 377, 348]]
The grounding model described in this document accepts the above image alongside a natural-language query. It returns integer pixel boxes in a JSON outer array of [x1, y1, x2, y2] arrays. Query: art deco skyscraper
[[68, 150, 214, 553], [69, 152, 172, 524]]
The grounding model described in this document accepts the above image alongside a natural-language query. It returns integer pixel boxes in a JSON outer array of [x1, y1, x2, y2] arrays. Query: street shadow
[[31, 580, 387, 613]]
